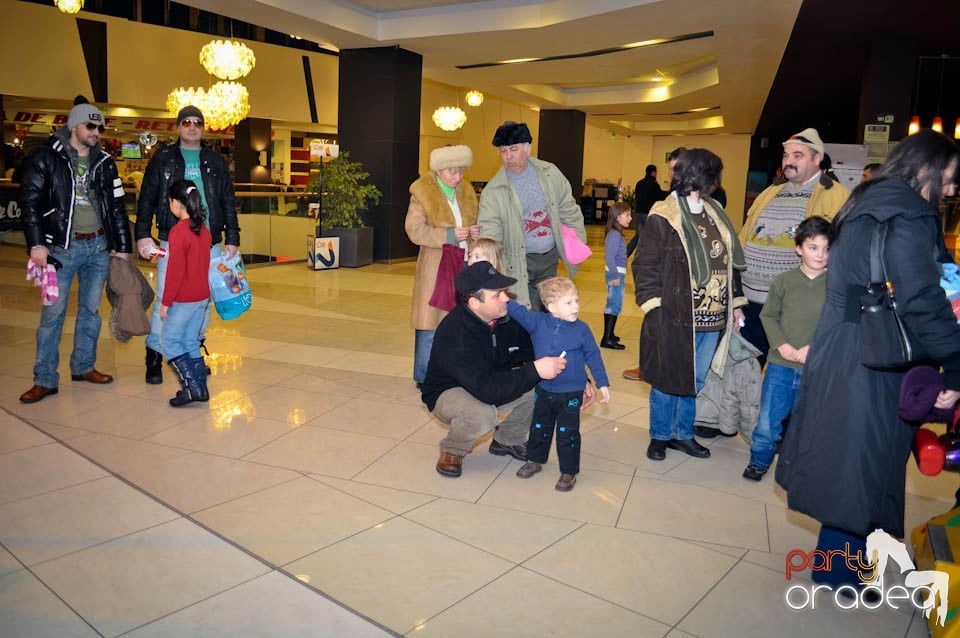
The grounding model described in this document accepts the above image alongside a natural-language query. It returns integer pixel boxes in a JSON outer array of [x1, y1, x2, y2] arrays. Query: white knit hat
[[429, 145, 472, 172]]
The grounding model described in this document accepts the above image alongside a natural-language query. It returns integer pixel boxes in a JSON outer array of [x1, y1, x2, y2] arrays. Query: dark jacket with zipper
[[20, 127, 132, 253], [134, 140, 240, 247], [421, 302, 539, 412]]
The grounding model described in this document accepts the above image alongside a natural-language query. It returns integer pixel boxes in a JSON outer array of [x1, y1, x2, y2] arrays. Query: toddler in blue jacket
[[508, 276, 610, 491]]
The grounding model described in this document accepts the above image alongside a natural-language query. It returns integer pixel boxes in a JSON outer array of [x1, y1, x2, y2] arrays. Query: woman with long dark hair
[[776, 129, 960, 593]]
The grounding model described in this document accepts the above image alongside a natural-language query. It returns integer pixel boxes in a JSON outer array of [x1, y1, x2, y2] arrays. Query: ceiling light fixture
[[54, 0, 84, 14], [954, 118, 960, 140], [932, 54, 947, 134], [908, 58, 923, 136], [908, 116, 921, 136], [199, 39, 256, 81], [432, 106, 467, 131], [465, 90, 484, 107]]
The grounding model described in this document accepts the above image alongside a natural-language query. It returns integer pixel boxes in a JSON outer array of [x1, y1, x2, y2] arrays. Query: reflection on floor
[[0, 232, 946, 637]]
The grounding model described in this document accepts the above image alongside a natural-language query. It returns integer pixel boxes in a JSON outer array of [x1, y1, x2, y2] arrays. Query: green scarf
[[676, 195, 746, 288], [435, 176, 456, 200]]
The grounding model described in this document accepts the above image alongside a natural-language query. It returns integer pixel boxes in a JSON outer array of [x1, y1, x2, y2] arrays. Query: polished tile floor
[[0, 228, 951, 637]]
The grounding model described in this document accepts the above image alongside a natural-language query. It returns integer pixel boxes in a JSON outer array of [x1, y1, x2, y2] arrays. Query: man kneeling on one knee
[[422, 261, 592, 477]]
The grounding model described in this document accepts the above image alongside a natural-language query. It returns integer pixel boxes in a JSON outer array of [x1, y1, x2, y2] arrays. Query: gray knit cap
[[67, 103, 105, 130]]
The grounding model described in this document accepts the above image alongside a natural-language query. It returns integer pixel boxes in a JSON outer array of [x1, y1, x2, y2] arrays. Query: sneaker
[[742, 464, 767, 481], [516, 461, 542, 478], [555, 473, 577, 491]]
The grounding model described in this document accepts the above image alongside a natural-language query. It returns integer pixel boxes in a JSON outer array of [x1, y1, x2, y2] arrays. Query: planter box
[[321, 226, 373, 267]]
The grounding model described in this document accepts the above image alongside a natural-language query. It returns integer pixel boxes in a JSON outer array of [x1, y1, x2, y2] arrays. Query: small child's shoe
[[555, 473, 577, 491], [516, 461, 542, 478], [742, 464, 767, 481]]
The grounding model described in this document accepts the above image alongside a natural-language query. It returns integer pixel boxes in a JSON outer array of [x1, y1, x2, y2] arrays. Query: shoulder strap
[[869, 223, 888, 284]]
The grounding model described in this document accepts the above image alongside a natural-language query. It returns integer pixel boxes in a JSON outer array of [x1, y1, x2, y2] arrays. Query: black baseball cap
[[454, 261, 517, 295]]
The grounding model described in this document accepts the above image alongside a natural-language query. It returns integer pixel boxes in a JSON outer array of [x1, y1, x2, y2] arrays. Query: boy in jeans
[[743, 216, 830, 481], [508, 277, 610, 491]]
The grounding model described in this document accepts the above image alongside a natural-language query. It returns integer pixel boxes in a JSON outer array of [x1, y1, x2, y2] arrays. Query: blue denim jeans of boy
[[414, 329, 434, 384], [34, 234, 110, 388], [604, 273, 624, 315], [749, 361, 803, 470], [649, 330, 719, 441], [147, 242, 220, 352], [161, 300, 209, 361]]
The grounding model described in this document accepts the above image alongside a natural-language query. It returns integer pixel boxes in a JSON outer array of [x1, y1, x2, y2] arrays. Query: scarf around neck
[[676, 195, 745, 287]]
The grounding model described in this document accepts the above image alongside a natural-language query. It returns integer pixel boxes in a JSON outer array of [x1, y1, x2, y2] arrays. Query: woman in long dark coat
[[776, 129, 960, 591]]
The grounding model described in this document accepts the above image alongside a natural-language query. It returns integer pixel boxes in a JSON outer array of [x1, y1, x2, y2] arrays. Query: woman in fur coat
[[404, 145, 480, 385]]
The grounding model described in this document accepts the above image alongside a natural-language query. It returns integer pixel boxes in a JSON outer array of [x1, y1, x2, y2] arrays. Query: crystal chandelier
[[432, 106, 467, 131], [54, 0, 84, 14], [199, 40, 256, 81], [465, 90, 484, 107]]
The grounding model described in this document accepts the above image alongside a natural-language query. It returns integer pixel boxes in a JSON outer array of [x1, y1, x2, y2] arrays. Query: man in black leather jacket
[[19, 98, 132, 403], [134, 105, 240, 384]]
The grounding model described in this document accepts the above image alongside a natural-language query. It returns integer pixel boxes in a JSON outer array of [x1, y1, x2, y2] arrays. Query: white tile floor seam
[[0, 239, 953, 637]]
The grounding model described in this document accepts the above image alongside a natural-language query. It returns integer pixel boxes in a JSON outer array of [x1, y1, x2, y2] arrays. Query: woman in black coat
[[776, 130, 960, 592]]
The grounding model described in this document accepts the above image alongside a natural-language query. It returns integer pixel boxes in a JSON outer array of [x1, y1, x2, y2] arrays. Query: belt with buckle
[[74, 228, 105, 241]]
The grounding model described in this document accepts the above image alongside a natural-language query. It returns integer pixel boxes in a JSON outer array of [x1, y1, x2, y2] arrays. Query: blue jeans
[[34, 234, 110, 387], [146, 242, 220, 351], [649, 331, 720, 441], [749, 362, 803, 469], [161, 299, 209, 360], [604, 273, 624, 315], [413, 329, 434, 384]]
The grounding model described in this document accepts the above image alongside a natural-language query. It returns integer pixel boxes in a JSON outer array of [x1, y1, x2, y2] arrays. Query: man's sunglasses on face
[[180, 119, 204, 129], [85, 123, 105, 133]]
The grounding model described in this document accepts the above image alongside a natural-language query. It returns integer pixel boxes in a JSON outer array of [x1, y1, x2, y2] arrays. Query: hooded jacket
[[20, 127, 132, 253], [134, 140, 240, 247], [776, 178, 960, 537]]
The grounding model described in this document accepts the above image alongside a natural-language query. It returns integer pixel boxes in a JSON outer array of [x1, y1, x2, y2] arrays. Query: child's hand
[[610, 277, 621, 287], [160, 304, 169, 320], [598, 386, 611, 404], [777, 343, 801, 363]]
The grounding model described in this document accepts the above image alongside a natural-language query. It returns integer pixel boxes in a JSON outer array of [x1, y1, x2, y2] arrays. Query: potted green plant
[[305, 151, 381, 267]]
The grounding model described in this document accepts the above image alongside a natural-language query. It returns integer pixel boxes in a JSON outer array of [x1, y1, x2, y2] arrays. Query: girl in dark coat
[[776, 130, 960, 592]]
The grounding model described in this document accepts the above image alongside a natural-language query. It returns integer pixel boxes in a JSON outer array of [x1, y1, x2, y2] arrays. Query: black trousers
[[527, 387, 583, 474], [741, 300, 770, 368]]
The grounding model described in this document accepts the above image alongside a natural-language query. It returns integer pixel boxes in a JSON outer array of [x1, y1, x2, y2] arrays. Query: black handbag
[[859, 223, 925, 369]]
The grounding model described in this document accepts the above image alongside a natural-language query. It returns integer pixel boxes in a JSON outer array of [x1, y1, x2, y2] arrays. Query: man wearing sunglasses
[[135, 105, 240, 384], [19, 96, 133, 403]]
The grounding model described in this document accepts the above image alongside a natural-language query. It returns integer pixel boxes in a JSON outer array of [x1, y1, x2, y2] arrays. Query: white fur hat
[[429, 145, 472, 172]]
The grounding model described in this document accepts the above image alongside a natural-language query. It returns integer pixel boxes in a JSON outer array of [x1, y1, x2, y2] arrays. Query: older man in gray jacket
[[477, 121, 587, 310]]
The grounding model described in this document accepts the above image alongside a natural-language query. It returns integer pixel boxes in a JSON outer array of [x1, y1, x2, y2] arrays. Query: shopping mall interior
[[1, 1, 960, 637]]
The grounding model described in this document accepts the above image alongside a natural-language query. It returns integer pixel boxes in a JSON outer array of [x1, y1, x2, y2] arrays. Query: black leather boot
[[601, 314, 625, 350], [190, 357, 210, 402], [168, 354, 202, 407], [145, 346, 163, 385]]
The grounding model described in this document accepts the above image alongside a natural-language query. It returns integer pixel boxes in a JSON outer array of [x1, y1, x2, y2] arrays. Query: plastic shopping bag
[[209, 252, 252, 320]]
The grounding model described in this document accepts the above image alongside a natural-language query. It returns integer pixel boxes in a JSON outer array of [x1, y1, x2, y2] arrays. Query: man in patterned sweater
[[736, 128, 848, 368]]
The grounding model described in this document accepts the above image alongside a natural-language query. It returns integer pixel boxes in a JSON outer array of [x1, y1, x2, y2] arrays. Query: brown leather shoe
[[622, 367, 643, 381], [71, 369, 113, 384], [436, 452, 463, 477], [555, 473, 577, 492], [19, 385, 58, 403], [516, 461, 542, 478]]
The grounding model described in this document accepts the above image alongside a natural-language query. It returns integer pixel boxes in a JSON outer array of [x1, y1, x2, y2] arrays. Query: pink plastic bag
[[561, 224, 592, 265]]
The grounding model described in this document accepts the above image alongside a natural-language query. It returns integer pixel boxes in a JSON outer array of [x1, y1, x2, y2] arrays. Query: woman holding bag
[[404, 145, 480, 386], [776, 130, 960, 595]]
